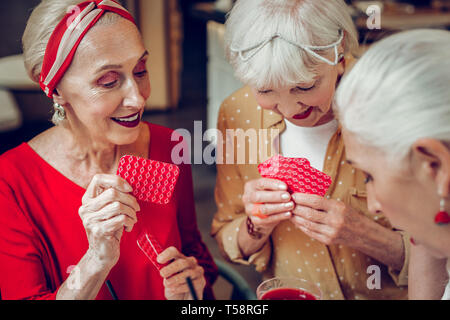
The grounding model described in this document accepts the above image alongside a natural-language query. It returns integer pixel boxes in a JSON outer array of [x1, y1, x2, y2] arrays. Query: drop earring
[[52, 102, 66, 125], [434, 198, 450, 225]]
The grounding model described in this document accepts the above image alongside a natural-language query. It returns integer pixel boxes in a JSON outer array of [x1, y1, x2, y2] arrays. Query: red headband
[[39, 0, 136, 98]]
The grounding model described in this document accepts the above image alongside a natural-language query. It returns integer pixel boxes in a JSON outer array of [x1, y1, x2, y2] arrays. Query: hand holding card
[[117, 155, 180, 204], [258, 155, 332, 197]]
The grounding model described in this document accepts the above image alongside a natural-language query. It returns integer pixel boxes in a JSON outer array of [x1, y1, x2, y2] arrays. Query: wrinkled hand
[[290, 193, 363, 246], [79, 174, 140, 268], [242, 178, 294, 237], [158, 247, 206, 300]]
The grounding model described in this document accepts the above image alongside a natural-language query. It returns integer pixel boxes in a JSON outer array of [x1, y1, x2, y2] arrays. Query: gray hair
[[335, 29, 450, 163], [22, 0, 121, 125], [225, 0, 359, 89]]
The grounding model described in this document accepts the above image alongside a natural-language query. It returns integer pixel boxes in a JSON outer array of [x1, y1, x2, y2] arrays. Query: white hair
[[22, 0, 122, 124], [225, 0, 359, 89], [335, 29, 450, 163]]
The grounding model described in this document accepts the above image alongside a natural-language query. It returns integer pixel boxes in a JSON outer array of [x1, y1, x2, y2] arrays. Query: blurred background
[[0, 0, 449, 299]]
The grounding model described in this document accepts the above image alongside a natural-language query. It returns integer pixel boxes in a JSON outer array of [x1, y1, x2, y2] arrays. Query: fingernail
[[281, 193, 290, 200], [285, 202, 293, 208], [284, 212, 291, 217], [279, 184, 287, 190]]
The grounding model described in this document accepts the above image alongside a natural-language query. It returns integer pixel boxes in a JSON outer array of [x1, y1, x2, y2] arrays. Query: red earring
[[434, 199, 450, 225]]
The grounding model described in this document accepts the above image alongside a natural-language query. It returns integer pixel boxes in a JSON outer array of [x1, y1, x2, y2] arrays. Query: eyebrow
[[95, 50, 149, 74]]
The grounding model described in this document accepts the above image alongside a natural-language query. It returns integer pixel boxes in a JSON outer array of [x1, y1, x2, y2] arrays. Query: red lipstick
[[293, 107, 313, 120], [111, 112, 141, 128]]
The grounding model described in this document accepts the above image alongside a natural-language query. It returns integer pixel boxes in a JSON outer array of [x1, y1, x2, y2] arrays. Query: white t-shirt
[[280, 118, 339, 171]]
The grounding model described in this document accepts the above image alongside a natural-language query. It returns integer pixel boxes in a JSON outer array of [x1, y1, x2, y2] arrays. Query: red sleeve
[[0, 178, 57, 300], [176, 162, 218, 300]]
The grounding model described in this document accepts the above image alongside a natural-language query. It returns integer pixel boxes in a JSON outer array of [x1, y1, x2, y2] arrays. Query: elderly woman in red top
[[0, 0, 217, 300]]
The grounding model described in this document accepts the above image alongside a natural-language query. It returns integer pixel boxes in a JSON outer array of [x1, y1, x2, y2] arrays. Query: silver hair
[[22, 0, 121, 125], [225, 0, 359, 89], [335, 29, 450, 163]]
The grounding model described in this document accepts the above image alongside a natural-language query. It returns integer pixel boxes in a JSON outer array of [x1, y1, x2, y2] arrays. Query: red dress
[[0, 122, 217, 300]]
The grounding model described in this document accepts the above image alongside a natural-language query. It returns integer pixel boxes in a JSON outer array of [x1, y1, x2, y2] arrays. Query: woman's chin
[[109, 127, 142, 146]]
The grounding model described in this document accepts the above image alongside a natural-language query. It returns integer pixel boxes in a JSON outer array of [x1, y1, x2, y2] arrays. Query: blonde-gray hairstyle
[[335, 29, 450, 163], [225, 0, 359, 89], [22, 0, 121, 124]]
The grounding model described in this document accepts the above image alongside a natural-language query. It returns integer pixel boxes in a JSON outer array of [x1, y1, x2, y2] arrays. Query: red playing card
[[258, 155, 332, 197], [117, 155, 180, 204], [136, 230, 167, 271]]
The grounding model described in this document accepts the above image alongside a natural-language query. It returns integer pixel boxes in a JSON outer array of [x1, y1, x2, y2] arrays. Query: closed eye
[[363, 173, 373, 184], [134, 59, 148, 78], [295, 85, 315, 92], [135, 70, 148, 77], [98, 72, 119, 88]]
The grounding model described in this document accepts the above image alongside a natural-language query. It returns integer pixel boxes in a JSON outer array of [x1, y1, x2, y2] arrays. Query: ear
[[412, 138, 450, 197], [52, 88, 68, 106], [336, 32, 346, 77]]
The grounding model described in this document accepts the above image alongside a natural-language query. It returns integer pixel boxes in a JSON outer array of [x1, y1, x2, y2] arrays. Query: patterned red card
[[258, 155, 332, 197], [117, 155, 180, 204], [136, 231, 167, 271]]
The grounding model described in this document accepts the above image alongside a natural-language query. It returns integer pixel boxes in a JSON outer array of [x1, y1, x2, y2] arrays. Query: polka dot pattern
[[212, 88, 408, 301]]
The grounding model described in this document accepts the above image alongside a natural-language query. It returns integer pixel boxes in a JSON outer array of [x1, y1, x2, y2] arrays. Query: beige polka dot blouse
[[211, 86, 410, 300]]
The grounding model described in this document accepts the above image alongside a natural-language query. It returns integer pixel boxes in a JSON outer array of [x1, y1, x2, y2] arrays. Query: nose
[[366, 183, 382, 214], [123, 78, 146, 109], [276, 96, 303, 119]]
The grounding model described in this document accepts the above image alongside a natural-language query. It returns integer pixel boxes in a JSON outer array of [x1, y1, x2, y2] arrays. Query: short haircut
[[225, 0, 358, 89]]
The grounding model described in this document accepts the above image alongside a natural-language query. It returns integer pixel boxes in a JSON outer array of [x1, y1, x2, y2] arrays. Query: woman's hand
[[158, 247, 206, 300], [79, 174, 140, 269], [242, 178, 294, 237], [290, 193, 363, 246]]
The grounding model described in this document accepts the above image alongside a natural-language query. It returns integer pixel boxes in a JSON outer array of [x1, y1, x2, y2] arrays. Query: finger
[[291, 193, 331, 211], [157, 246, 184, 265], [247, 201, 294, 218], [164, 266, 204, 287], [83, 174, 133, 202], [291, 215, 333, 235], [82, 203, 137, 233], [84, 187, 141, 213], [253, 178, 288, 191], [160, 256, 197, 279], [292, 205, 327, 224], [250, 211, 291, 228], [94, 201, 138, 225], [294, 222, 331, 245], [100, 214, 136, 235], [246, 190, 291, 204], [165, 276, 206, 298]]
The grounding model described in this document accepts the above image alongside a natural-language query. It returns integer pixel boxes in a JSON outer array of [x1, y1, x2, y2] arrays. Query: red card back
[[117, 155, 180, 204], [136, 230, 167, 271], [258, 155, 332, 197]]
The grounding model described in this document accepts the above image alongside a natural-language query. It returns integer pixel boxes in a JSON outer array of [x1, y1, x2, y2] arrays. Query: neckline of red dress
[[21, 121, 153, 192]]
